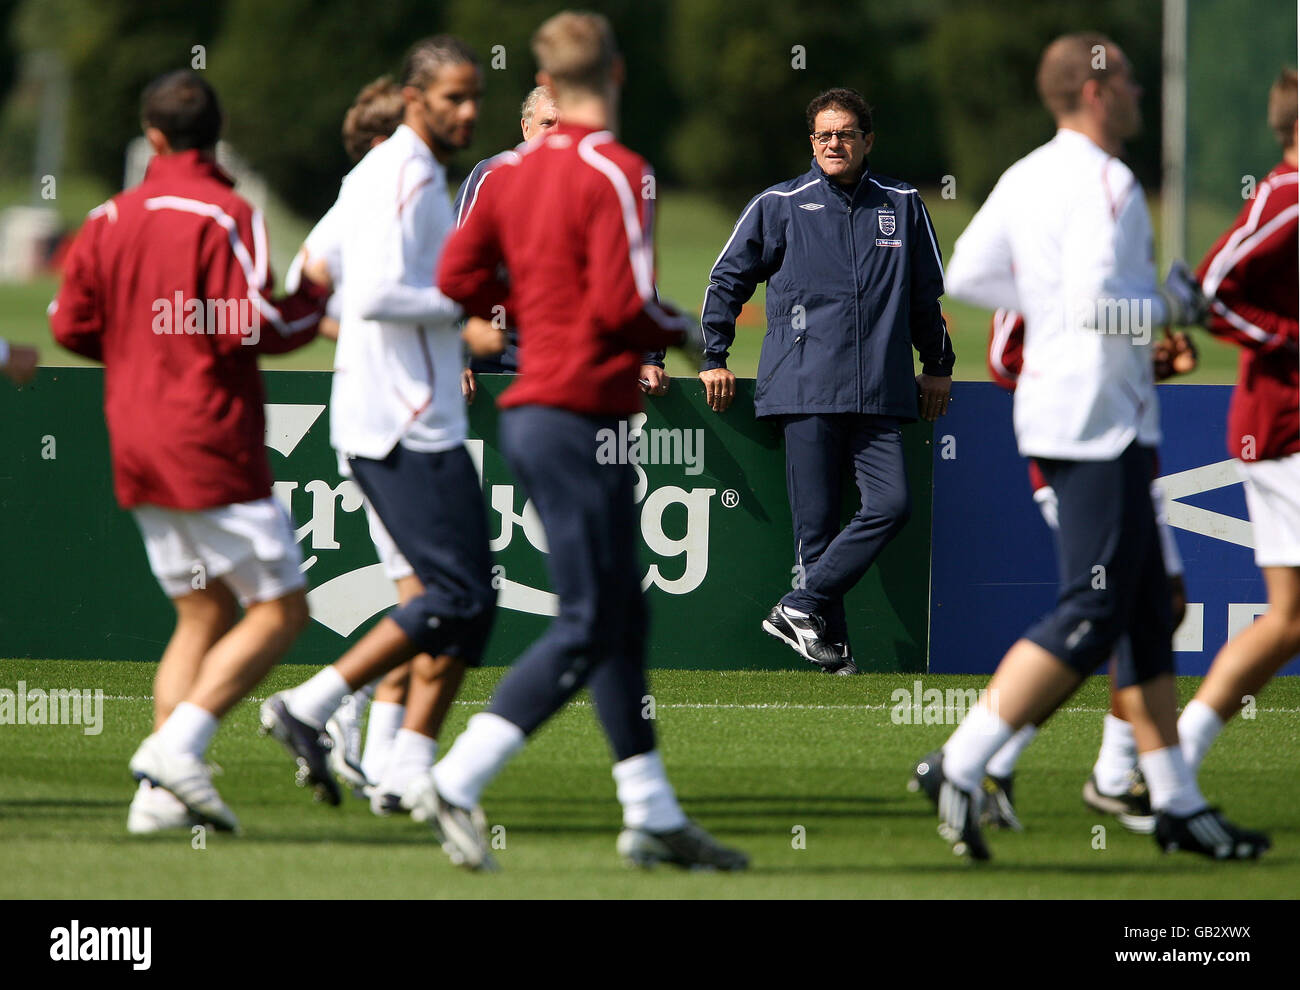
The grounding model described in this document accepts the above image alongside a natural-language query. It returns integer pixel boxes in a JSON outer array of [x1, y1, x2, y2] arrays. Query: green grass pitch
[[1, 660, 1296, 899]]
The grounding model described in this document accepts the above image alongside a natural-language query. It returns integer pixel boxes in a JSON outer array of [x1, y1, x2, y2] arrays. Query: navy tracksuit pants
[[779, 413, 912, 646], [487, 405, 655, 762]]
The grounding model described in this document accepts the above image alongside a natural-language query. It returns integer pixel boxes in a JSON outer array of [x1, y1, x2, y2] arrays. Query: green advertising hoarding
[[1, 368, 931, 671]]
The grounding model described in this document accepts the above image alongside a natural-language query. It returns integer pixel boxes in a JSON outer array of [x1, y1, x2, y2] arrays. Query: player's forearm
[[605, 300, 686, 354], [1206, 298, 1299, 352], [700, 295, 744, 370], [944, 257, 1019, 312], [913, 307, 956, 376], [49, 310, 104, 362], [355, 282, 464, 326], [246, 281, 330, 354]]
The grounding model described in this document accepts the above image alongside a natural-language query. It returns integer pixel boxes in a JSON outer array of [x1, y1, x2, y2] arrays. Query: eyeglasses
[[811, 129, 866, 145]]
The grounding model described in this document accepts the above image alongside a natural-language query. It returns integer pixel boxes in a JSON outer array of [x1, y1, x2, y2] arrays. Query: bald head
[[1037, 32, 1119, 119]]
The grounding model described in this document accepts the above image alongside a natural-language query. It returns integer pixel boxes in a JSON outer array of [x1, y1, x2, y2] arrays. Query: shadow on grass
[[752, 855, 1299, 878]]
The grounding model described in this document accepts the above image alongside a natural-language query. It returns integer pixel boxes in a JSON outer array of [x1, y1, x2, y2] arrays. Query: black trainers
[[938, 780, 991, 861], [908, 750, 945, 806], [910, 750, 989, 860], [762, 604, 843, 668], [1155, 807, 1270, 860], [824, 643, 858, 675], [1082, 771, 1155, 834], [616, 821, 750, 871], [982, 773, 1024, 832], [258, 694, 342, 806]]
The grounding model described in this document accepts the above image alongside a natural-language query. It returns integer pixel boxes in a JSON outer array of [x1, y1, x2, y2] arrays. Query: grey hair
[[521, 85, 553, 122]]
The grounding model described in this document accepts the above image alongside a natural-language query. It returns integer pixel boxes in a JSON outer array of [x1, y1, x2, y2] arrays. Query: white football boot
[[325, 692, 371, 798], [129, 734, 240, 833], [126, 780, 200, 834]]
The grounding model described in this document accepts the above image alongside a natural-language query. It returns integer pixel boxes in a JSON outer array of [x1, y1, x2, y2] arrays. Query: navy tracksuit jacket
[[702, 160, 955, 650]]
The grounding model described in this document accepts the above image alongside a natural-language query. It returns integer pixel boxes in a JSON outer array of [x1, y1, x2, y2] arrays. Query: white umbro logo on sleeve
[[798, 203, 824, 211]]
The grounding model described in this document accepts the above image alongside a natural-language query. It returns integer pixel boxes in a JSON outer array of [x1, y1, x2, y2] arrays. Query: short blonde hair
[[530, 11, 617, 95], [1268, 68, 1297, 149]]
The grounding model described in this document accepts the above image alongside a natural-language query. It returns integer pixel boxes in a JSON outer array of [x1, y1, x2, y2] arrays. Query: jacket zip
[[845, 189, 863, 411]]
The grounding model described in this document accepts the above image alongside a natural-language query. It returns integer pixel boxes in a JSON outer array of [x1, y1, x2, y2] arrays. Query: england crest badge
[[877, 210, 896, 236]]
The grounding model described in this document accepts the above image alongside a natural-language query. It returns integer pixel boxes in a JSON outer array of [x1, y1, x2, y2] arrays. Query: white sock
[[613, 750, 688, 832], [377, 728, 437, 797], [432, 712, 526, 809], [941, 706, 1015, 792], [354, 681, 376, 702], [360, 701, 404, 785], [985, 724, 1037, 779], [1139, 746, 1206, 816], [1178, 700, 1224, 777], [286, 666, 351, 729], [1092, 714, 1139, 795], [156, 701, 218, 759]]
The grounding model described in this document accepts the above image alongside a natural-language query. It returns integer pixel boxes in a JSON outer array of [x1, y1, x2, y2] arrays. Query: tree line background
[[0, 0, 1292, 220]]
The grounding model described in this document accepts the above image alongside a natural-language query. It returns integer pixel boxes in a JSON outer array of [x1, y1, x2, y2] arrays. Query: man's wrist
[[920, 364, 952, 378]]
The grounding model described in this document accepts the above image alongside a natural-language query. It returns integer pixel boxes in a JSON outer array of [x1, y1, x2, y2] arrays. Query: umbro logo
[[798, 203, 824, 211]]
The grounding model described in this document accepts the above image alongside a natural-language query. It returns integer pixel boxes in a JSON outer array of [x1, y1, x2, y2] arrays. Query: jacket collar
[[142, 149, 235, 187], [811, 157, 871, 200], [390, 123, 444, 168]]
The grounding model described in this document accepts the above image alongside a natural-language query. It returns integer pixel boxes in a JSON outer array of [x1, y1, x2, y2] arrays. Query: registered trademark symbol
[[720, 489, 740, 508]]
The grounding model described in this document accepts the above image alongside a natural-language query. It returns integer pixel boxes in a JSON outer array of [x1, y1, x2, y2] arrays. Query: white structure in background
[[124, 137, 269, 211], [0, 50, 65, 282], [0, 206, 60, 280]]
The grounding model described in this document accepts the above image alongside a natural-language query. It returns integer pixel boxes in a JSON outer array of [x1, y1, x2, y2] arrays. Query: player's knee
[[550, 609, 603, 656], [256, 589, 310, 637], [865, 487, 911, 532], [887, 491, 912, 531], [174, 586, 237, 634], [411, 651, 460, 683]]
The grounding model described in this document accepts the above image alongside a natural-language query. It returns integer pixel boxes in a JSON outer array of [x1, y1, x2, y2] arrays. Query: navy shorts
[[1024, 443, 1173, 688], [349, 443, 496, 664]]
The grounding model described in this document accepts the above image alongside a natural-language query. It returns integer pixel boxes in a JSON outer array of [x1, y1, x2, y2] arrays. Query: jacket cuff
[[297, 274, 333, 305], [703, 354, 728, 371], [921, 361, 953, 377]]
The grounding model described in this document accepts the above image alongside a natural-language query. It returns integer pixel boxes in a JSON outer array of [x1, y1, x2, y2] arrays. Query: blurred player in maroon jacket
[[1179, 69, 1300, 775], [421, 11, 747, 872], [50, 70, 329, 834]]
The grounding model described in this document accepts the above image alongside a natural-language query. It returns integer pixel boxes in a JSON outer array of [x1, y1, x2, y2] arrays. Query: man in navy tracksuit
[[700, 88, 954, 675]]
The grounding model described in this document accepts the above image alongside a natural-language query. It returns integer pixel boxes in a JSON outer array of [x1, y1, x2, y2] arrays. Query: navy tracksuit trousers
[[487, 405, 655, 762], [779, 413, 912, 646]]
